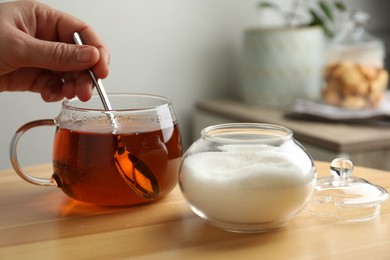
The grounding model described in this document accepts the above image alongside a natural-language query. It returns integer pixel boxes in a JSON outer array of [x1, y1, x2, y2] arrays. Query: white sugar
[[180, 144, 315, 224]]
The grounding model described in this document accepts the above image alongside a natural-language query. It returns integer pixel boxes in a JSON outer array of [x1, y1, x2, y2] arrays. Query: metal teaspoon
[[73, 32, 160, 200]]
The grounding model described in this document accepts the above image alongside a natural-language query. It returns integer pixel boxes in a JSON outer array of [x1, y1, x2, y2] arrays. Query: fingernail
[[76, 46, 94, 63], [49, 93, 57, 102], [41, 87, 55, 102]]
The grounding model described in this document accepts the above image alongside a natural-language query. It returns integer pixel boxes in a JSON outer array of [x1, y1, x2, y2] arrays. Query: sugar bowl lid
[[306, 158, 389, 221]]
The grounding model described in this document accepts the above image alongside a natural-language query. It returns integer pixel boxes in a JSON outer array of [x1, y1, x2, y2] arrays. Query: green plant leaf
[[308, 9, 321, 26], [257, 1, 286, 23], [256, 0, 346, 38], [334, 1, 347, 11], [258, 1, 279, 9], [319, 1, 333, 21], [308, 9, 333, 38]]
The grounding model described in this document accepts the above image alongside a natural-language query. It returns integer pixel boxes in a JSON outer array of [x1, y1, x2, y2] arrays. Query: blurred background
[[1, 0, 389, 169]]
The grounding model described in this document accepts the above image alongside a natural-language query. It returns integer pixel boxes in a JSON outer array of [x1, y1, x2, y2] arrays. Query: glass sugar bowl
[[179, 123, 316, 233]]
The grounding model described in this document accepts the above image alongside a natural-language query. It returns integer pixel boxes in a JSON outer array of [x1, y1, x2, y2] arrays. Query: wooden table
[[1, 162, 389, 259]]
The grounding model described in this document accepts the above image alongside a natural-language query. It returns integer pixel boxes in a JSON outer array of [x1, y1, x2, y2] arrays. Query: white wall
[[0, 0, 387, 170], [0, 0, 265, 169]]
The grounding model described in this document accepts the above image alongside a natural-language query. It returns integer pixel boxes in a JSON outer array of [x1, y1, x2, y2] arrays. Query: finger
[[0, 68, 64, 98], [33, 3, 111, 78], [36, 73, 64, 102], [62, 77, 76, 100], [94, 46, 110, 79], [26, 70, 65, 102], [62, 71, 85, 99], [41, 80, 65, 102], [62, 71, 94, 101], [20, 36, 100, 73], [76, 29, 110, 79], [75, 72, 94, 102]]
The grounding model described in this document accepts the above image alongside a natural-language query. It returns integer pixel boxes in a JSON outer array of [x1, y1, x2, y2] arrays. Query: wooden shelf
[[195, 99, 390, 170]]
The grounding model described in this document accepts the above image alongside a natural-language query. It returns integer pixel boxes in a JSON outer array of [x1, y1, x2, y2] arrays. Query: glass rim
[[62, 93, 171, 112], [201, 123, 293, 143]]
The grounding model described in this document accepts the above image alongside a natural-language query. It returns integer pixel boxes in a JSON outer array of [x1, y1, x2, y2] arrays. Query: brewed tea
[[52, 124, 182, 206]]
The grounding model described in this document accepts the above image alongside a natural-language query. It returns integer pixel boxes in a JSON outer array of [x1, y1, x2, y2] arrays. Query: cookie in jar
[[322, 12, 389, 110], [323, 61, 388, 109]]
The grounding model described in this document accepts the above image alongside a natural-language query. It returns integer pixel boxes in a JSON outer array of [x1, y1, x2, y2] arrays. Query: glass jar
[[179, 123, 316, 233], [323, 12, 389, 109]]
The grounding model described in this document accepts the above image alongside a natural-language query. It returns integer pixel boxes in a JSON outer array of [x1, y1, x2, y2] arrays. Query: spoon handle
[[73, 32, 112, 111]]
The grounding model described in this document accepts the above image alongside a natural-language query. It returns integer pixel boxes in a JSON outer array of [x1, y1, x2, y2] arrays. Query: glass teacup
[[10, 93, 183, 206]]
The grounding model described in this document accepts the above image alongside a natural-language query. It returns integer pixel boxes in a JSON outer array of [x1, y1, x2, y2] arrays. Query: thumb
[[23, 37, 100, 72]]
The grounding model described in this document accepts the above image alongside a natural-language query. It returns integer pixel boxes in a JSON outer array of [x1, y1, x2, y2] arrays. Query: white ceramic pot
[[241, 27, 325, 108]]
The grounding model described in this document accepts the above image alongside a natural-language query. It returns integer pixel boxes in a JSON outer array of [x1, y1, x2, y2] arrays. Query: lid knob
[[330, 158, 353, 180]]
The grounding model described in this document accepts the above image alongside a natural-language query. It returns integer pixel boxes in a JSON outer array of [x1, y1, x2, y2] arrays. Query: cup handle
[[9, 119, 57, 186]]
